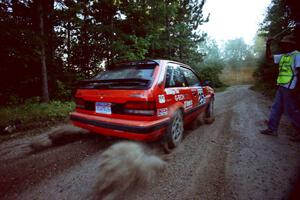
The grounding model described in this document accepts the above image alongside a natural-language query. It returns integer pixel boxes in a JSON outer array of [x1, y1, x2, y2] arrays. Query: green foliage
[[253, 35, 266, 56], [199, 37, 258, 87], [55, 80, 72, 101], [259, 0, 292, 38], [24, 96, 41, 104], [223, 38, 255, 69], [112, 35, 150, 61], [0, 101, 75, 127], [0, 0, 209, 105], [197, 38, 224, 87], [197, 66, 224, 88], [252, 55, 278, 93], [200, 38, 221, 62], [214, 86, 228, 93], [251, 81, 277, 97], [0, 1, 43, 104]]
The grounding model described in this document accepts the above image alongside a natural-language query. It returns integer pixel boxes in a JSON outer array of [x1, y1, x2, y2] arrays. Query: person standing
[[260, 34, 300, 141]]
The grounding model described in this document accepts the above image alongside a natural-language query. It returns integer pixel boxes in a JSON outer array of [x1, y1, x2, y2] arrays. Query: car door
[[164, 64, 192, 112]]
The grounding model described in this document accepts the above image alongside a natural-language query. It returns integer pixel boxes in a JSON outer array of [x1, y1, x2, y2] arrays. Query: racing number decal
[[158, 95, 166, 103], [197, 87, 206, 105]]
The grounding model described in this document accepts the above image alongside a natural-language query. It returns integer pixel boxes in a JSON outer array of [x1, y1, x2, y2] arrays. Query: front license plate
[[95, 102, 112, 114]]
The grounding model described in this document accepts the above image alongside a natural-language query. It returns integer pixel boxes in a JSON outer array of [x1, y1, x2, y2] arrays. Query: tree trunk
[[67, 21, 71, 68], [165, 0, 170, 58], [38, 1, 50, 103], [47, 0, 54, 72], [80, 1, 90, 77]]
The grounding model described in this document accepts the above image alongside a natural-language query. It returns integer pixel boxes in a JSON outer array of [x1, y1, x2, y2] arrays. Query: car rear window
[[78, 64, 157, 89], [95, 65, 155, 81]]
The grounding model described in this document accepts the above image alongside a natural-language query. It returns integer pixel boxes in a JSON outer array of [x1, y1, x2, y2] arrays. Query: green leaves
[[259, 0, 294, 39], [112, 35, 150, 61], [1, 0, 210, 105]]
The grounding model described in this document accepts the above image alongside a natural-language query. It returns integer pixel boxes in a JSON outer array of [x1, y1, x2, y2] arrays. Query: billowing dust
[[30, 126, 166, 200], [30, 124, 88, 151], [95, 141, 166, 200]]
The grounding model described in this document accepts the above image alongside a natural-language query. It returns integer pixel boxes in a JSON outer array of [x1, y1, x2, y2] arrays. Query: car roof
[[156, 59, 192, 69], [107, 59, 200, 81], [112, 59, 193, 70]]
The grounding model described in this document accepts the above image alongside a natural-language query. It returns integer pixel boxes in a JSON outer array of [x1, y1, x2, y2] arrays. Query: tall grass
[[220, 67, 255, 85], [0, 101, 75, 127]]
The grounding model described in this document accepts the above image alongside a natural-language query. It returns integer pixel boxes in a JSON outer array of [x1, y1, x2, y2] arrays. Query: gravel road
[[1, 85, 300, 200]]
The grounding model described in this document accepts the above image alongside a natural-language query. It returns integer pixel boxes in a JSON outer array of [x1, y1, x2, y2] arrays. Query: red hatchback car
[[70, 60, 215, 150]]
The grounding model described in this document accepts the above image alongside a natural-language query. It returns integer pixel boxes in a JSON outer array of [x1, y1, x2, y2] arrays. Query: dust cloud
[[30, 124, 88, 151], [95, 141, 166, 200]]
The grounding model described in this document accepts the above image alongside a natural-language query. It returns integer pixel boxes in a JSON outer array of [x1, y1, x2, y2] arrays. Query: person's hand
[[266, 38, 274, 45]]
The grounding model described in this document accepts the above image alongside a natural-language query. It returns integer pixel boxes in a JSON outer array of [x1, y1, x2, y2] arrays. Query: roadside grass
[[220, 67, 255, 86], [250, 82, 276, 98], [215, 85, 228, 93], [0, 101, 75, 129]]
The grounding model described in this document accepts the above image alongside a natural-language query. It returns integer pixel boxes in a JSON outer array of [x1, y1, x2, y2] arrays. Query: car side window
[[181, 67, 200, 87], [165, 65, 187, 88]]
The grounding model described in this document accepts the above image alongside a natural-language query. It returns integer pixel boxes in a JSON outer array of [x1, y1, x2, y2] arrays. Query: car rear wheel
[[204, 99, 215, 124], [163, 110, 184, 153]]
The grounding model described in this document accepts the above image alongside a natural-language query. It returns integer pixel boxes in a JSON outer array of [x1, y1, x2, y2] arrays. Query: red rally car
[[70, 60, 215, 150]]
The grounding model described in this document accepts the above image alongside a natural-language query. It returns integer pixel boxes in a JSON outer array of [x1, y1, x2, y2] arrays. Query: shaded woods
[[0, 0, 209, 104], [1, 0, 298, 129]]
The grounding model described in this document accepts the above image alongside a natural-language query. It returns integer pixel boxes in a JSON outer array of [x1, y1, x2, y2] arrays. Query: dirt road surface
[[1, 85, 300, 200]]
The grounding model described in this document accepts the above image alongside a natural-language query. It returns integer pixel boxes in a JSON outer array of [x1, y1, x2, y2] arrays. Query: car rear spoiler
[[107, 60, 160, 69]]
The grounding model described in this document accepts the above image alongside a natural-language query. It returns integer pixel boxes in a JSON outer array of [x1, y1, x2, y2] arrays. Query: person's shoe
[[260, 128, 278, 136], [290, 133, 300, 142]]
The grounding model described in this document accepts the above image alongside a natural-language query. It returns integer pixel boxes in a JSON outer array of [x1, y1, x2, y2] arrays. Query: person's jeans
[[268, 86, 300, 132]]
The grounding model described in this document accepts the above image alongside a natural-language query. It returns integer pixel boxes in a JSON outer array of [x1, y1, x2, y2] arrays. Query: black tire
[[204, 99, 215, 124], [162, 110, 184, 153]]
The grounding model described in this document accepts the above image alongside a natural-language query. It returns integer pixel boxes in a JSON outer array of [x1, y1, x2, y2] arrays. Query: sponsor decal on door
[[158, 95, 166, 103], [197, 88, 206, 105], [184, 100, 193, 110], [157, 108, 168, 116]]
